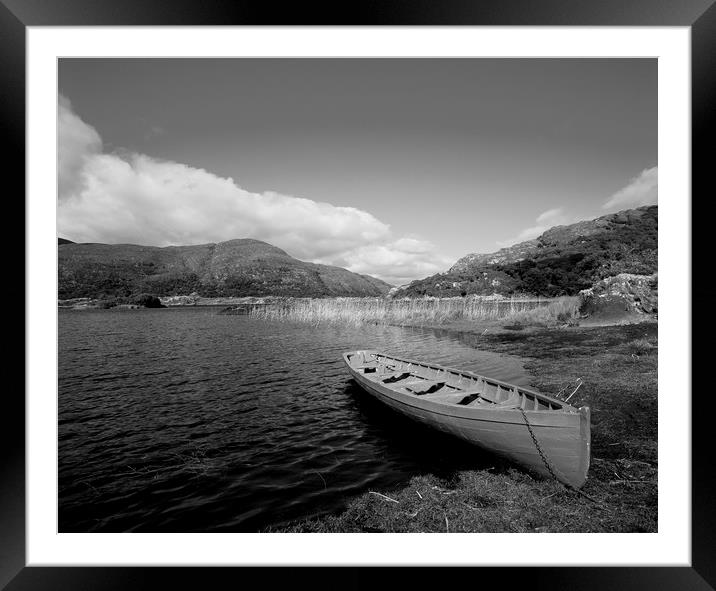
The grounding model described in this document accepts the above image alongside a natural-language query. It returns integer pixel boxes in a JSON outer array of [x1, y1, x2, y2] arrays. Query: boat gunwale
[[351, 371, 582, 431], [343, 349, 581, 414]]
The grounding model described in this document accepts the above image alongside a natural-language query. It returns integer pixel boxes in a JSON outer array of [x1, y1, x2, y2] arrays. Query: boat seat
[[382, 372, 412, 383], [404, 380, 446, 395], [370, 369, 398, 378]]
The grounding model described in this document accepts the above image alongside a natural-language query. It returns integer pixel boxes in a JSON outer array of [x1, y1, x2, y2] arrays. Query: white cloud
[[58, 95, 102, 202], [496, 207, 571, 248], [316, 239, 453, 286], [57, 96, 449, 284], [603, 166, 658, 210]]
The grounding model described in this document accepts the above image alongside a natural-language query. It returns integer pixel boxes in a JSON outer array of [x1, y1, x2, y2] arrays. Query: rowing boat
[[343, 349, 590, 488]]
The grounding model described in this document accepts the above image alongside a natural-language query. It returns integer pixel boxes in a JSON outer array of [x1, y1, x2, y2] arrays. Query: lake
[[58, 307, 530, 532]]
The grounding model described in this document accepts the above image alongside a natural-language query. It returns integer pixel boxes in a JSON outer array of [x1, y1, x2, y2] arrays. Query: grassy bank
[[249, 296, 580, 327], [267, 320, 657, 533]]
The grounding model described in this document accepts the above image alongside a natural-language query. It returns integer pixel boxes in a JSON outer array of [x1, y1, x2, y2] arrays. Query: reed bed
[[248, 296, 576, 327], [503, 296, 581, 328]]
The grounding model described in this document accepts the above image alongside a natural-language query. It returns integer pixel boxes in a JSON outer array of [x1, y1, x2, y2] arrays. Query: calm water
[[59, 307, 530, 532]]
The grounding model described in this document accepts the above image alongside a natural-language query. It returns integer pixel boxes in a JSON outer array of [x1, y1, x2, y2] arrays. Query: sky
[[58, 59, 657, 285]]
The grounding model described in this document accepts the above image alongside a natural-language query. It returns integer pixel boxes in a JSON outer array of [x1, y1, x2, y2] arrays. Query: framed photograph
[[9, 1, 709, 589]]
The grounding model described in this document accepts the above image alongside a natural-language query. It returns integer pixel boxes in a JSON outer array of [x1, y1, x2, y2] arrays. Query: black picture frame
[[7, 1, 710, 589]]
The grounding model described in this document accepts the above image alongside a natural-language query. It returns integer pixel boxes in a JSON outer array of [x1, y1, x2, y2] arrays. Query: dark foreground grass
[[268, 321, 657, 533]]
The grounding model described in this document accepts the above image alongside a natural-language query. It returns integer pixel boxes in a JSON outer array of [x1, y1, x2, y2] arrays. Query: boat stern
[[574, 405, 591, 488], [343, 349, 380, 367]]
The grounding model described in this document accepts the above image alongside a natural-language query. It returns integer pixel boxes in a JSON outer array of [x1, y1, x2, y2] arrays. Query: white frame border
[[27, 26, 690, 566]]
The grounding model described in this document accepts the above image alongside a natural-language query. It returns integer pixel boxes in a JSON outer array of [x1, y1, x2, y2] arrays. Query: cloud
[[58, 95, 102, 201], [57, 96, 449, 284], [496, 208, 571, 248], [603, 166, 658, 210], [316, 238, 454, 286]]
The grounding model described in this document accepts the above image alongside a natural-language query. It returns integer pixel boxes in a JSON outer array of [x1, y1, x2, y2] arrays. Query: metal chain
[[518, 407, 603, 505], [517, 407, 560, 483]]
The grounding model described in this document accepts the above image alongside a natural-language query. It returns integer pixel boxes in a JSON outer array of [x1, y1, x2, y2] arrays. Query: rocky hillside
[[58, 238, 393, 299], [397, 205, 657, 298]]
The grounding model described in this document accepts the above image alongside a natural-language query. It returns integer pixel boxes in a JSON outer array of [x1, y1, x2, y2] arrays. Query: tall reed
[[249, 296, 559, 327], [502, 296, 581, 327]]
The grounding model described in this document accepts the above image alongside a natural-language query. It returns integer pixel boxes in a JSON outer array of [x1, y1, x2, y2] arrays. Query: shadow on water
[[343, 380, 507, 483]]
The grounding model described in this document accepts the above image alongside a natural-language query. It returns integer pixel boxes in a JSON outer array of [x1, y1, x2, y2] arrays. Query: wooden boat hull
[[344, 350, 590, 488]]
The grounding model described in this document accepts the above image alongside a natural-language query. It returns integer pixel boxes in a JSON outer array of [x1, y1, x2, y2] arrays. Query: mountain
[[396, 205, 657, 298], [58, 238, 393, 299]]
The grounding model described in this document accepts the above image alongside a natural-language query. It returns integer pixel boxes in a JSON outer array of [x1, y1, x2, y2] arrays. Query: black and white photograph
[[56, 56, 660, 535]]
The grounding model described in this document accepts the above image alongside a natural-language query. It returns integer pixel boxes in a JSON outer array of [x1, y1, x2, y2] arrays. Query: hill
[[58, 238, 393, 299], [396, 205, 657, 298]]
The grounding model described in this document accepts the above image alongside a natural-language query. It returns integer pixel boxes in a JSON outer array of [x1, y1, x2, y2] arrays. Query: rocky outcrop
[[449, 239, 539, 273], [160, 293, 202, 306], [579, 273, 658, 320]]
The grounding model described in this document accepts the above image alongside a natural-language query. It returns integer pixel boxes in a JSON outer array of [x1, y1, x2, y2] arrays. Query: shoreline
[[267, 317, 658, 533], [58, 294, 554, 310]]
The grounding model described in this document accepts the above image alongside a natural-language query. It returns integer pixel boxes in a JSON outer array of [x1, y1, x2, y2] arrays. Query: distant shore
[[58, 295, 276, 309], [57, 294, 560, 319], [267, 317, 658, 533]]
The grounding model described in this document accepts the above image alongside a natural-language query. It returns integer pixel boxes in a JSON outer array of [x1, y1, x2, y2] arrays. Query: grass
[[501, 296, 580, 328], [269, 466, 656, 533], [267, 321, 658, 533], [249, 296, 577, 327]]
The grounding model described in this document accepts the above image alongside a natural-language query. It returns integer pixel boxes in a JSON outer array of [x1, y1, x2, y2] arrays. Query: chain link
[[517, 407, 602, 505], [518, 406, 561, 483]]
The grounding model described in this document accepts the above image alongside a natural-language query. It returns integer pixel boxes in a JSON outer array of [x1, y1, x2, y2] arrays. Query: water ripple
[[59, 308, 528, 532]]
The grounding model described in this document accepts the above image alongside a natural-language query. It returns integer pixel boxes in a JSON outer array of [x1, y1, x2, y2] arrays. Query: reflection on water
[[59, 308, 530, 532]]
